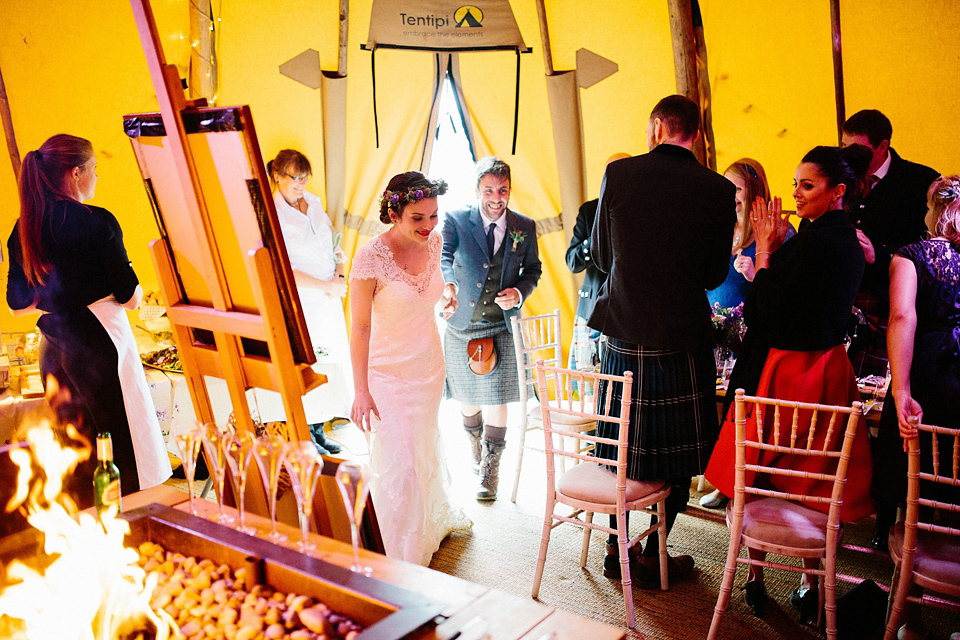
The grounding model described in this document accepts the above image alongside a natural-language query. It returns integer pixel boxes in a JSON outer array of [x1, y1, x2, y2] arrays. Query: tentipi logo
[[454, 6, 483, 27]]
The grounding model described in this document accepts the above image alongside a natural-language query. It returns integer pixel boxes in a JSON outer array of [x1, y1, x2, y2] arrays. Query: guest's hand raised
[[751, 196, 788, 253]]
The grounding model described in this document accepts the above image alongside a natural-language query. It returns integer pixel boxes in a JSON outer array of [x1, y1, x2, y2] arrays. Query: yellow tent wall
[[1, 0, 957, 339]]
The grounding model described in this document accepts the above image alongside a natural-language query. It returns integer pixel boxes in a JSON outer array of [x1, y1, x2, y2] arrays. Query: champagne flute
[[200, 422, 235, 525], [172, 422, 203, 516], [252, 433, 289, 542], [283, 441, 324, 552], [335, 460, 372, 575], [223, 430, 257, 535]]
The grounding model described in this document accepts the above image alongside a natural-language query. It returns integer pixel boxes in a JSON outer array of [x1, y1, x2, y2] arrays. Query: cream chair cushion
[[557, 462, 665, 504], [890, 522, 960, 588], [728, 496, 830, 549]]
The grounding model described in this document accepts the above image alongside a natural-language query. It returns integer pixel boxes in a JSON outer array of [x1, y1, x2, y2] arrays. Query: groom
[[441, 157, 541, 501]]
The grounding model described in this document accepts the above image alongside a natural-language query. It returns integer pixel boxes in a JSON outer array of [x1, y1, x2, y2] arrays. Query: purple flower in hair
[[414, 189, 424, 199], [389, 194, 400, 203]]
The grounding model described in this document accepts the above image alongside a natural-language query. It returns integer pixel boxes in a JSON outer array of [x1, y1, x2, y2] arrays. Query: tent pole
[[337, 0, 348, 77], [830, 0, 846, 143], [189, 0, 218, 103], [0, 64, 21, 179], [667, 0, 707, 166], [535, 0, 554, 75], [692, 1, 717, 172]]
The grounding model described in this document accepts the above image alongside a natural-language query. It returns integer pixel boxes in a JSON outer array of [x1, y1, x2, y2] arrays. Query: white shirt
[[871, 151, 892, 186], [273, 190, 339, 281]]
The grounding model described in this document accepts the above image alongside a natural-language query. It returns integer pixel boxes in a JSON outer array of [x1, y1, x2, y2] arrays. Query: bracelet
[[755, 250, 771, 256]]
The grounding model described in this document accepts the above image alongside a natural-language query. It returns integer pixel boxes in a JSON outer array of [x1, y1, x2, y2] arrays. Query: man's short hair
[[475, 156, 511, 187], [842, 109, 893, 148], [650, 95, 700, 141]]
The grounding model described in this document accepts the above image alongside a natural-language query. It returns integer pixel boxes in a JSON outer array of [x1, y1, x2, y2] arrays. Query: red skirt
[[705, 346, 875, 523]]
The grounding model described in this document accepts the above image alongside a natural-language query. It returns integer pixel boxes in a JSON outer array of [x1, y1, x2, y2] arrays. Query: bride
[[350, 171, 470, 565]]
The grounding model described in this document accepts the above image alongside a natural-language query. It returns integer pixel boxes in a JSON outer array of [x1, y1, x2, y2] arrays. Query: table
[[126, 486, 626, 640]]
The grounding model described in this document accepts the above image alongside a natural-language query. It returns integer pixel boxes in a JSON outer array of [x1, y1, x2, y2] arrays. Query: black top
[[726, 210, 865, 401], [565, 198, 607, 320], [588, 144, 736, 350], [7, 200, 139, 313], [850, 148, 939, 302]]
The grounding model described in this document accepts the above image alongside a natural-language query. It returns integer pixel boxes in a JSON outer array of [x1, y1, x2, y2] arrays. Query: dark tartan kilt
[[594, 337, 719, 483], [444, 321, 520, 405]]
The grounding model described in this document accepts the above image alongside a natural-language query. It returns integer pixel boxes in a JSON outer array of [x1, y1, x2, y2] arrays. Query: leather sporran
[[467, 337, 497, 375]]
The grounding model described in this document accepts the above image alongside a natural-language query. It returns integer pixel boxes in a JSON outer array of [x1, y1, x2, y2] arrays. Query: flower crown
[[380, 179, 448, 212]]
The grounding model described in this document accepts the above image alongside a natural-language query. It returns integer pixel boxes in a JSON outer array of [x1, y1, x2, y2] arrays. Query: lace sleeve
[[349, 239, 382, 283], [428, 231, 442, 267], [895, 241, 923, 266]]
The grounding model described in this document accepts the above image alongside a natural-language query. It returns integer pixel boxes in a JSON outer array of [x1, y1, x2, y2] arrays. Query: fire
[[0, 380, 179, 639]]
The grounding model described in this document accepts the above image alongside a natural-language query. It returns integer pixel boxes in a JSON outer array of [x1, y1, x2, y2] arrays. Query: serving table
[[125, 486, 625, 640]]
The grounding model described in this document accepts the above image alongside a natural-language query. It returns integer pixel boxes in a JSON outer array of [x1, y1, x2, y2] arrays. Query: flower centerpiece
[[711, 302, 747, 362]]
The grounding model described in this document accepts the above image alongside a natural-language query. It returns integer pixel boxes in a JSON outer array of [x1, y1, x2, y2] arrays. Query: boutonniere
[[508, 229, 526, 251]]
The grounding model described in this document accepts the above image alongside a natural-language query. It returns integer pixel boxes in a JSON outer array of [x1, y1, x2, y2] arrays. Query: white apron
[[88, 296, 172, 488]]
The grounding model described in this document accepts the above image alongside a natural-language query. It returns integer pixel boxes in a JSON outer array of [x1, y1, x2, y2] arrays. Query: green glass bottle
[[93, 432, 121, 520]]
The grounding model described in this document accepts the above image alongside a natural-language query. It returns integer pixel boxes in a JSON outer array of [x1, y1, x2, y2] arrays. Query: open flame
[[0, 378, 178, 639]]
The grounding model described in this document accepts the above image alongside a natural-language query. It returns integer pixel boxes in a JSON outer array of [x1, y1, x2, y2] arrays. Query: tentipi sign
[[365, 0, 527, 51]]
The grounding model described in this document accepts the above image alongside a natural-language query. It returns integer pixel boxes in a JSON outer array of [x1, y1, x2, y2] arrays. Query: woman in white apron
[[6, 134, 170, 507], [252, 150, 353, 454]]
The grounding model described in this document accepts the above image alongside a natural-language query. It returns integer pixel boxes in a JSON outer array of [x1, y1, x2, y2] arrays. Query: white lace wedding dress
[[350, 231, 470, 565]]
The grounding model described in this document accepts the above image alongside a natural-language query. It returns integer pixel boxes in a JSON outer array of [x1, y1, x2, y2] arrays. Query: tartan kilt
[[594, 337, 719, 482], [444, 321, 520, 405]]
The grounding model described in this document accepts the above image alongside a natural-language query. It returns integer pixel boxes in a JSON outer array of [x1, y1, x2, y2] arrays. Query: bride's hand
[[350, 391, 380, 432], [440, 284, 458, 319]]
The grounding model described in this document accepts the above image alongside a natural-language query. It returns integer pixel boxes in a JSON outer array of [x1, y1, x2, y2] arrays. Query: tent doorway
[[429, 72, 476, 219]]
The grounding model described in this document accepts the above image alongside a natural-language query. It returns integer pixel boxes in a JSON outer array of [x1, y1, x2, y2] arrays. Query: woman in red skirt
[[704, 145, 876, 619]]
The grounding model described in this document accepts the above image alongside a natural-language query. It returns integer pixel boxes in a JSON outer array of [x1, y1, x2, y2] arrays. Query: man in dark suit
[[589, 95, 736, 585], [565, 153, 629, 371], [441, 157, 541, 501], [841, 109, 939, 380], [841, 109, 939, 551]]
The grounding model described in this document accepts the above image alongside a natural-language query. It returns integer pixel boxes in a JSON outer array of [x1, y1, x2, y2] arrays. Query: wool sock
[[462, 410, 482, 434], [482, 424, 507, 444]]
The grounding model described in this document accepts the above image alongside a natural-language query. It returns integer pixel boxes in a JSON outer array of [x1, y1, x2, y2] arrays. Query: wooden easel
[[127, 0, 339, 534]]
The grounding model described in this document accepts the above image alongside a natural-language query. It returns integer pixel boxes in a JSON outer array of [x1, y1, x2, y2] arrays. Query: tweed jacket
[[588, 144, 736, 351], [565, 198, 607, 320], [441, 203, 541, 333]]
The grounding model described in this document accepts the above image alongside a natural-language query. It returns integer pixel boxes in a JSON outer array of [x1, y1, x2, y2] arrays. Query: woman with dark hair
[[704, 145, 876, 619], [258, 149, 351, 454], [6, 134, 171, 507], [349, 171, 468, 565]]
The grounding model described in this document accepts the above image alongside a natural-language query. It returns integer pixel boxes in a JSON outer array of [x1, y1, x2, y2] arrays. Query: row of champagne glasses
[[171, 422, 371, 571]]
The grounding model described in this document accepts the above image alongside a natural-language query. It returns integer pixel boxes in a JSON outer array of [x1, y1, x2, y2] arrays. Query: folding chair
[[531, 362, 670, 629], [707, 389, 863, 640], [883, 420, 960, 640], [510, 311, 594, 503]]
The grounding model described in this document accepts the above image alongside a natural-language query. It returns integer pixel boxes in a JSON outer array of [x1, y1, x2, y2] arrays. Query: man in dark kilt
[[588, 95, 736, 585], [441, 157, 542, 501]]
